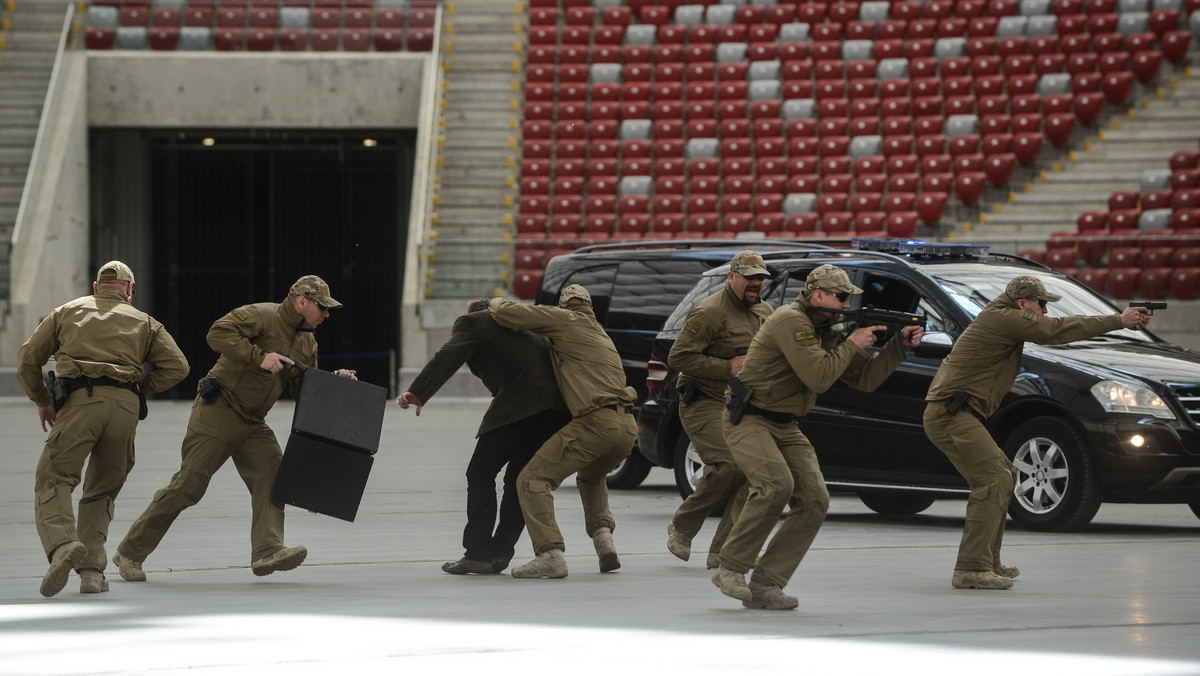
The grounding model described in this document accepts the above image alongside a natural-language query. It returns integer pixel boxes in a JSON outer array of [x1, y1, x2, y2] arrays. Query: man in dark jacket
[[398, 299, 570, 575]]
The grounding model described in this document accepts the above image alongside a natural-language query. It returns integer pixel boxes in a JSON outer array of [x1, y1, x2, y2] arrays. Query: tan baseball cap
[[1006, 275, 1062, 303], [290, 275, 342, 308], [559, 283, 592, 307], [805, 264, 863, 294], [96, 260, 135, 284], [730, 250, 770, 277]]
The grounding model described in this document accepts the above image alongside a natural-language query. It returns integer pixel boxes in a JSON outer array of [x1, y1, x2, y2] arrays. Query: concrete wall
[[87, 52, 428, 129]]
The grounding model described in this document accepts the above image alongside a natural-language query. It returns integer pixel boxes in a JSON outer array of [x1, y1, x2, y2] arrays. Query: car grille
[[1167, 385, 1200, 426]]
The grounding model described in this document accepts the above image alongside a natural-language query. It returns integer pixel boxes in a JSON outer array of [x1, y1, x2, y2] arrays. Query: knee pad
[[761, 462, 795, 515]]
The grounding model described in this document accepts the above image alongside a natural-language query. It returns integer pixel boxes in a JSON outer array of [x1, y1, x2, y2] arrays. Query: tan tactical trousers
[[720, 411, 830, 589], [923, 401, 1014, 572], [517, 407, 637, 555], [119, 397, 286, 564], [670, 398, 747, 553], [35, 387, 141, 572]]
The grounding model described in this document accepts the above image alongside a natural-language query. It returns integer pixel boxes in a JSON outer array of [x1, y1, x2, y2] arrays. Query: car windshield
[[929, 264, 1154, 342]]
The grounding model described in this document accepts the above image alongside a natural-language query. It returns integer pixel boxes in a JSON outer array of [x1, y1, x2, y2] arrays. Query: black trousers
[[462, 408, 570, 563]]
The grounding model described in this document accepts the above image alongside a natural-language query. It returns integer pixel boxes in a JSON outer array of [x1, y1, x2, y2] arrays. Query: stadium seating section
[[512, 0, 1196, 296], [1025, 144, 1200, 300], [83, 0, 439, 51]]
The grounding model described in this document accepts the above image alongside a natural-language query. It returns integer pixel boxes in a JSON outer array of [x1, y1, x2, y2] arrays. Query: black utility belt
[[743, 403, 798, 424], [62, 376, 147, 420]]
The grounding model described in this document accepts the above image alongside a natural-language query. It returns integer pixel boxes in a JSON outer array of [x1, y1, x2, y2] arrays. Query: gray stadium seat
[[674, 5, 705, 25], [1139, 208, 1172, 230], [152, 0, 186, 8], [686, 138, 720, 159], [781, 98, 817, 119], [842, 40, 873, 61], [945, 115, 980, 136], [624, 24, 656, 46], [1037, 73, 1071, 95], [779, 23, 810, 42], [1019, 0, 1051, 15], [1026, 15, 1058, 35], [859, 1, 890, 21], [591, 63, 622, 84], [619, 119, 651, 141], [876, 58, 909, 79], [1141, 169, 1173, 191], [706, 4, 737, 24], [619, 176, 652, 197], [934, 37, 966, 59], [748, 60, 781, 81], [783, 194, 818, 214], [592, 0, 624, 9], [1118, 12, 1150, 34], [1191, 9, 1200, 40], [1119, 0, 1151, 11], [179, 26, 211, 50], [748, 80, 781, 101], [996, 15, 1029, 37], [279, 8, 310, 29], [1154, 0, 1183, 10], [116, 26, 147, 49], [849, 136, 883, 158], [87, 6, 118, 27], [716, 42, 748, 63]]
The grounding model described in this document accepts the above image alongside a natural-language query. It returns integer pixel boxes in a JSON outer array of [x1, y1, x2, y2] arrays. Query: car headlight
[[1089, 380, 1176, 420]]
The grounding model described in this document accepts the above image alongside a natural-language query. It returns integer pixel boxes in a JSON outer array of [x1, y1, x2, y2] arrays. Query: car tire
[[673, 434, 703, 500], [1004, 416, 1102, 532], [606, 450, 653, 489], [857, 491, 936, 515]]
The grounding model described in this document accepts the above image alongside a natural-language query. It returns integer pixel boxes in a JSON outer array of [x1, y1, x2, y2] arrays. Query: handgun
[[1128, 301, 1167, 315], [724, 376, 755, 426]]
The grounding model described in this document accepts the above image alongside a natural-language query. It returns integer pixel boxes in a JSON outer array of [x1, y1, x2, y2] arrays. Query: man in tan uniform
[[115, 275, 356, 582], [398, 299, 570, 575], [667, 251, 774, 568], [924, 276, 1150, 590], [489, 284, 638, 579], [18, 261, 189, 597], [712, 264, 923, 609]]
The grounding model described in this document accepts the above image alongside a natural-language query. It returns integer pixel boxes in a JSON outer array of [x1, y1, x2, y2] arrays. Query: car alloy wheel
[[1005, 416, 1102, 532]]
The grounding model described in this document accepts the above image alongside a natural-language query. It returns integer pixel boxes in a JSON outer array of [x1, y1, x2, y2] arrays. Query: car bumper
[[1084, 417, 1200, 502]]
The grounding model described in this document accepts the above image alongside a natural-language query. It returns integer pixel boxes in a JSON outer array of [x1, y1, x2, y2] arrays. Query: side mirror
[[912, 331, 954, 359]]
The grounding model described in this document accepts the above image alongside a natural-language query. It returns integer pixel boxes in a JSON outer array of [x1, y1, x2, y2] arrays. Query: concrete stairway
[[424, 0, 521, 300], [963, 50, 1200, 254], [0, 0, 67, 304]]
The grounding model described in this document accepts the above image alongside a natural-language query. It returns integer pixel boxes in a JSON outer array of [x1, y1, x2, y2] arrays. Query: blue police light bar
[[851, 238, 990, 258]]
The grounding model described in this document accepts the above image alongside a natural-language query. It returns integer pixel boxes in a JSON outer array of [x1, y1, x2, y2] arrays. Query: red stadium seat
[[1108, 190, 1140, 211], [1138, 268, 1172, 300], [1170, 268, 1200, 300], [954, 173, 987, 207], [886, 212, 919, 238], [1075, 268, 1109, 295]]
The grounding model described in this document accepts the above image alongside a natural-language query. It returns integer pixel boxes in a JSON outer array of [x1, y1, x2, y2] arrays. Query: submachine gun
[[809, 305, 927, 341]]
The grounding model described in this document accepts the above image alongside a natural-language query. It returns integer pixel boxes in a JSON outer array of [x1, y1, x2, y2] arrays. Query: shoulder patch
[[230, 308, 250, 322], [793, 328, 816, 343], [1021, 309, 1037, 322], [683, 320, 701, 335]]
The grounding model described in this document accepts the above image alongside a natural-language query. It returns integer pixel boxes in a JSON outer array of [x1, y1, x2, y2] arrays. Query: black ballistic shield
[[273, 435, 374, 522], [291, 367, 387, 455]]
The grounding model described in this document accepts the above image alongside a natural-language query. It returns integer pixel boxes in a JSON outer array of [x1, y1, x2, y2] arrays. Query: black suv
[[536, 238, 831, 487], [636, 239, 1200, 531]]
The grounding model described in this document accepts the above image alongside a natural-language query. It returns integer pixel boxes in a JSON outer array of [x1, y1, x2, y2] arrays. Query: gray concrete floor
[[1, 398, 1198, 675]]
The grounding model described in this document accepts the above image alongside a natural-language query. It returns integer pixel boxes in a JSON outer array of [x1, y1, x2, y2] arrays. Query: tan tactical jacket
[[733, 294, 907, 417], [669, 282, 773, 400], [489, 298, 636, 417], [17, 287, 189, 406], [203, 298, 317, 423], [926, 293, 1123, 418]]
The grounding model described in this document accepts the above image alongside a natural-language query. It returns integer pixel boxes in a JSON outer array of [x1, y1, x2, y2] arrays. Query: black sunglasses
[[1025, 298, 1048, 309], [822, 289, 851, 302], [742, 273, 769, 282]]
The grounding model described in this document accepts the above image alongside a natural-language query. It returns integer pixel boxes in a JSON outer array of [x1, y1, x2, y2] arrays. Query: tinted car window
[[609, 259, 716, 331], [557, 264, 618, 324]]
